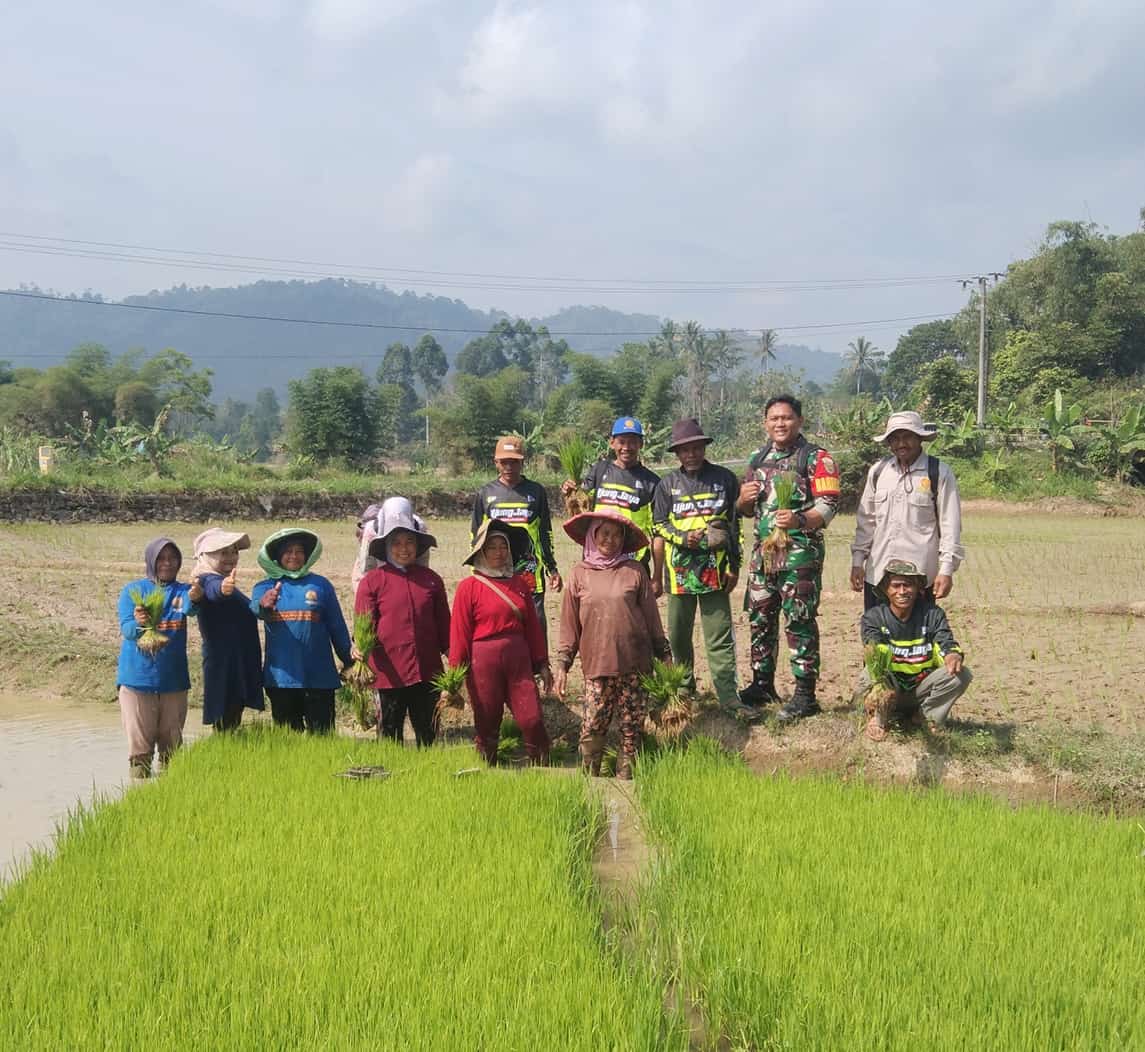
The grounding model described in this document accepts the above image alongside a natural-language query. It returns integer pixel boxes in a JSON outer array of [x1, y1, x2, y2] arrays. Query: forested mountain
[[0, 279, 838, 398]]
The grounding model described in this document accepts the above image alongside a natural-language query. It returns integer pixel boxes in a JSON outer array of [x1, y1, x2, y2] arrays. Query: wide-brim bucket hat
[[193, 527, 251, 558], [667, 417, 713, 451], [877, 558, 929, 596], [464, 518, 530, 566], [368, 496, 437, 559], [562, 509, 649, 555], [259, 528, 322, 577], [873, 411, 938, 443]]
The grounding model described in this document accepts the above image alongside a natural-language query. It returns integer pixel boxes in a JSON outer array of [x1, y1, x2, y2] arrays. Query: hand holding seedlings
[[260, 581, 282, 610], [133, 605, 149, 626], [221, 568, 237, 596]]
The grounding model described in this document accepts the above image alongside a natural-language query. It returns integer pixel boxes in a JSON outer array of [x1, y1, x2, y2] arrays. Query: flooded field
[[0, 693, 201, 880]]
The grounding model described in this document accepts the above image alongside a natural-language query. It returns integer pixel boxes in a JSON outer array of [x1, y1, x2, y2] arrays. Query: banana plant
[[1040, 389, 1088, 474], [1090, 403, 1145, 481]]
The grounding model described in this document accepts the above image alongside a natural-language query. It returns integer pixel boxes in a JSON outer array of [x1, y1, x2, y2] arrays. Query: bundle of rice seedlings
[[432, 662, 469, 728], [128, 585, 170, 655], [558, 436, 593, 516], [640, 659, 694, 739], [341, 613, 379, 730], [761, 471, 797, 573], [343, 614, 377, 689], [861, 643, 897, 740], [336, 683, 375, 731]]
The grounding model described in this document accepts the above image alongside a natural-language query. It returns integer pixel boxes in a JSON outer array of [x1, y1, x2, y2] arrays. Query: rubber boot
[[738, 669, 780, 708], [776, 676, 821, 721], [580, 732, 605, 776]]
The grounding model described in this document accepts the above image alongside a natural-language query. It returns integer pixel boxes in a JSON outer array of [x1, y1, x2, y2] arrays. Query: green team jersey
[[745, 436, 840, 571], [470, 477, 556, 594], [581, 459, 660, 561], [652, 462, 741, 595]]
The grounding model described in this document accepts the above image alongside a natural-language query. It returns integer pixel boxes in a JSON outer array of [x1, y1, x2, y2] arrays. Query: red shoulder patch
[[810, 452, 840, 496]]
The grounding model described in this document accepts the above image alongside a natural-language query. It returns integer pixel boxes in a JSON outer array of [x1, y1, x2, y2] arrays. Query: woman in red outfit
[[354, 501, 450, 746], [450, 519, 553, 764]]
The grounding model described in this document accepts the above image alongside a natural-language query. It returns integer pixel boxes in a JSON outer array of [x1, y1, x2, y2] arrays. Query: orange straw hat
[[562, 509, 648, 555]]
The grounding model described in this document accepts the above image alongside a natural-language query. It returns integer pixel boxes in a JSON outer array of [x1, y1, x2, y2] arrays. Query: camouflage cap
[[877, 558, 928, 595]]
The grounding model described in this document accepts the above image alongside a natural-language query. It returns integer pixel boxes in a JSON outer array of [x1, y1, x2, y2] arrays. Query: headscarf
[[582, 520, 631, 571], [144, 537, 181, 582], [192, 528, 250, 577], [472, 533, 515, 578]]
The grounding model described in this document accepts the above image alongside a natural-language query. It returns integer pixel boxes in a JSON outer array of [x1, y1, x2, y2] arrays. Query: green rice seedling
[[761, 471, 796, 573], [860, 642, 896, 738], [431, 661, 469, 727], [639, 660, 693, 739], [558, 436, 593, 515], [0, 732, 688, 1050], [127, 584, 169, 655], [636, 745, 1145, 1051], [340, 613, 378, 729]]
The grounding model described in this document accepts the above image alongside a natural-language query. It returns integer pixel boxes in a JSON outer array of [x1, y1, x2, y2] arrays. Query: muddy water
[[0, 694, 198, 881]]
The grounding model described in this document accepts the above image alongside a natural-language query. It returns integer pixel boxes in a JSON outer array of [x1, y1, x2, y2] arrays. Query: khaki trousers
[[117, 686, 189, 768]]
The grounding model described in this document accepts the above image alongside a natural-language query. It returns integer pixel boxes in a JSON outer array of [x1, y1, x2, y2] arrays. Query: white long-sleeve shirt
[[850, 452, 964, 586]]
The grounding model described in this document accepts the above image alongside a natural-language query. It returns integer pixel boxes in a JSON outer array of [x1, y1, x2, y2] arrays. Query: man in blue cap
[[562, 416, 662, 593]]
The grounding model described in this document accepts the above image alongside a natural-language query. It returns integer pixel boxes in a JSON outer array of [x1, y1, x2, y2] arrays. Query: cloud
[[385, 153, 454, 232], [306, 0, 435, 42]]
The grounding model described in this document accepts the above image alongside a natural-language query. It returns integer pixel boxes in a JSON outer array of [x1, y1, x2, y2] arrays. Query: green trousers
[[666, 590, 738, 705]]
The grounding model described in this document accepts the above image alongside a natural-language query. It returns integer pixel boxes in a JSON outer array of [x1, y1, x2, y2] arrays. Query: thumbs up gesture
[[260, 580, 283, 610], [221, 567, 238, 597], [188, 574, 204, 603]]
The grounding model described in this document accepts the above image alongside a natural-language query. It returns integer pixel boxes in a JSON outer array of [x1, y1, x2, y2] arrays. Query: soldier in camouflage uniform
[[737, 394, 841, 720]]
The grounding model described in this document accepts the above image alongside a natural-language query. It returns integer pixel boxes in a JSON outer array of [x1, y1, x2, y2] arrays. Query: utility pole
[[962, 273, 1004, 427]]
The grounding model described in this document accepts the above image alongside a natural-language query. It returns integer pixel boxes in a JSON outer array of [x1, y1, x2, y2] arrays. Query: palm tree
[[681, 320, 710, 422], [759, 328, 778, 374], [846, 336, 879, 395]]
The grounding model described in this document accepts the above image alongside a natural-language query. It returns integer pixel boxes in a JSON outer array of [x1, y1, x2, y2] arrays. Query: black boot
[[776, 677, 820, 721], [738, 670, 779, 708]]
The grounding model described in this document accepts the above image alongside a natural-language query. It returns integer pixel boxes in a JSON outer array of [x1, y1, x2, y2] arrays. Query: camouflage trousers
[[581, 673, 647, 756], [745, 563, 822, 680]]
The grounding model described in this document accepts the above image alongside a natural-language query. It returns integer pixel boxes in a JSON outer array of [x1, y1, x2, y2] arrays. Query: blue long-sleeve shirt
[[116, 578, 196, 692], [250, 572, 352, 690]]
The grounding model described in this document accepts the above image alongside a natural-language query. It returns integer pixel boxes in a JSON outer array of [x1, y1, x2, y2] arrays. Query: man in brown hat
[[850, 410, 963, 610], [471, 435, 561, 637], [651, 418, 741, 708]]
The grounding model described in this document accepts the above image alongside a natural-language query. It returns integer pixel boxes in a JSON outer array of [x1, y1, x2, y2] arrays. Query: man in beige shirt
[[850, 411, 964, 610]]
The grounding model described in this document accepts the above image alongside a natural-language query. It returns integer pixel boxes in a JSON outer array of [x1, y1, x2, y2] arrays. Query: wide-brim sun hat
[[873, 411, 938, 443], [368, 497, 437, 559], [464, 519, 531, 566], [193, 527, 251, 557], [562, 509, 649, 555], [667, 417, 713, 451], [877, 558, 929, 596]]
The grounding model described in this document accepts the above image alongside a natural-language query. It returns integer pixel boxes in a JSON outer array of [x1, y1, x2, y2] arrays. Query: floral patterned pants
[[581, 673, 647, 755]]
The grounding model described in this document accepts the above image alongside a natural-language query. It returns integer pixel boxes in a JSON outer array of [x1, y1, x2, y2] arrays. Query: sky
[[2, 0, 1144, 356]]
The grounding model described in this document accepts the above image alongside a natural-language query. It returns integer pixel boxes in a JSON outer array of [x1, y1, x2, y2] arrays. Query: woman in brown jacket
[[553, 510, 671, 778]]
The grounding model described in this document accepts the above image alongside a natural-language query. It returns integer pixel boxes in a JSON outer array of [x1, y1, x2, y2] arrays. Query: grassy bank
[[1, 731, 683, 1050], [636, 743, 1145, 1050]]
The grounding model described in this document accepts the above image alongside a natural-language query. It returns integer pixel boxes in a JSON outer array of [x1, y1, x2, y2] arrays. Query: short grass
[[636, 742, 1145, 1050], [0, 730, 685, 1050]]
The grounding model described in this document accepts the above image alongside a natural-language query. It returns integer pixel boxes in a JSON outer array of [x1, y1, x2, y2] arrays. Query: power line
[[0, 232, 974, 295], [0, 289, 955, 354]]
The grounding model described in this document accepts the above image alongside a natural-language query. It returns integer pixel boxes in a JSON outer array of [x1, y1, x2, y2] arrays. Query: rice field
[[0, 730, 684, 1050], [635, 743, 1145, 1050], [3, 509, 1145, 736]]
